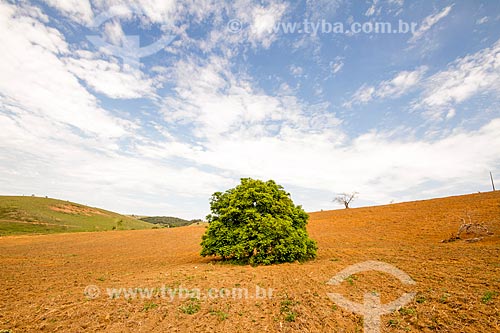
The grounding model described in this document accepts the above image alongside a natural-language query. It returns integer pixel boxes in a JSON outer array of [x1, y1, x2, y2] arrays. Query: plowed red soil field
[[1, 192, 499, 332]]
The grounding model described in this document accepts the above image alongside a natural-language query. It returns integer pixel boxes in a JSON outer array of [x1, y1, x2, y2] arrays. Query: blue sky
[[1, 0, 499, 219]]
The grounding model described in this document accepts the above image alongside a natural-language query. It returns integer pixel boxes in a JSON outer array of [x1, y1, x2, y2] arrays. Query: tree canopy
[[200, 178, 317, 265]]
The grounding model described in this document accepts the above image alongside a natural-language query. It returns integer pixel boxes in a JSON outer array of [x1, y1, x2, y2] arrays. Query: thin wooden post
[[490, 171, 496, 191]]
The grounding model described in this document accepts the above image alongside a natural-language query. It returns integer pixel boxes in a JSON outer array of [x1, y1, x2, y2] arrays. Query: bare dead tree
[[490, 171, 496, 191], [333, 192, 358, 209]]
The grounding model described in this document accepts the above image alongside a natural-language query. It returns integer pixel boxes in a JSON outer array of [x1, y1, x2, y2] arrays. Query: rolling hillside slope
[[139, 216, 202, 227], [0, 191, 499, 332], [0, 196, 154, 236]]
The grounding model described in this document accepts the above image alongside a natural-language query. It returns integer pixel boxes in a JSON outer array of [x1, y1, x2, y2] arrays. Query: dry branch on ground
[[442, 211, 494, 243]]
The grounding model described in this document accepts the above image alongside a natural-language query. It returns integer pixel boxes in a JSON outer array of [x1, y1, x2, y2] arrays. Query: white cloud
[[445, 108, 456, 120], [91, 0, 177, 25], [388, 0, 404, 6], [157, 100, 500, 208], [0, 2, 125, 137], [290, 65, 304, 76], [246, 2, 287, 48], [3, 96, 500, 217], [103, 20, 126, 46], [377, 66, 427, 98], [409, 5, 453, 44], [330, 57, 344, 74], [476, 16, 489, 25], [64, 55, 158, 99], [131, 0, 177, 24], [416, 39, 500, 119], [386, 0, 404, 16], [365, 0, 378, 17], [162, 55, 342, 142], [346, 66, 426, 106], [345, 85, 375, 107], [41, 0, 94, 25], [306, 0, 343, 21], [16, 2, 49, 22], [136, 1, 289, 57], [0, 110, 231, 218], [0, 1, 237, 218]]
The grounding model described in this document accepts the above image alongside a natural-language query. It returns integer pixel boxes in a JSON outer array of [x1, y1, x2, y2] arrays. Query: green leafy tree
[[200, 178, 317, 265]]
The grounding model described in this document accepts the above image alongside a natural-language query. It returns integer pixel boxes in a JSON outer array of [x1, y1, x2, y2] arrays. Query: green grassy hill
[[139, 216, 203, 228], [0, 196, 154, 236]]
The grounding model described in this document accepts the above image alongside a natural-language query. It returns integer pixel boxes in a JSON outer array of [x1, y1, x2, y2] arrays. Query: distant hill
[[0, 196, 154, 236], [139, 216, 203, 228]]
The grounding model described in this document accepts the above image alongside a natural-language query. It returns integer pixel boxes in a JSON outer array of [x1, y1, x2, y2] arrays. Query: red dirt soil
[[0, 192, 499, 332], [49, 204, 108, 216]]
